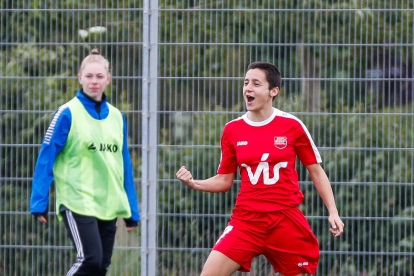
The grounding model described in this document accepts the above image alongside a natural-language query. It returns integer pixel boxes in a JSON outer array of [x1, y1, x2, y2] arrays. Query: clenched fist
[[176, 166, 195, 189]]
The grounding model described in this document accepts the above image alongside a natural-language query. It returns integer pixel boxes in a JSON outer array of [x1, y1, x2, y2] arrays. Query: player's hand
[[36, 215, 47, 224], [126, 226, 136, 232], [328, 213, 344, 238], [176, 166, 195, 189]]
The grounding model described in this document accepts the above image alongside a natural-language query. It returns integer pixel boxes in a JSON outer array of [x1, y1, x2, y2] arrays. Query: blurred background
[[1, 0, 414, 275]]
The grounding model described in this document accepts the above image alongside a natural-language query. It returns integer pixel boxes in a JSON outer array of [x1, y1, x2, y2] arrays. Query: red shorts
[[212, 207, 320, 275]]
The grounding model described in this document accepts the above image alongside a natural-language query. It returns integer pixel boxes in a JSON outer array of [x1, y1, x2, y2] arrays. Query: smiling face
[[77, 62, 111, 101], [243, 68, 279, 117]]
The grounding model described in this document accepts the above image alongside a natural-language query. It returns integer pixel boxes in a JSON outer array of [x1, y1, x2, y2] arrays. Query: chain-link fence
[[1, 1, 414, 275]]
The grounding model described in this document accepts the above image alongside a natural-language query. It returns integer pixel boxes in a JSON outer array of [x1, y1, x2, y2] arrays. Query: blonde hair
[[78, 48, 110, 75]]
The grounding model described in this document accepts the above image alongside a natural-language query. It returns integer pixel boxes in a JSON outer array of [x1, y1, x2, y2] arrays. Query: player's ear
[[270, 87, 279, 97]]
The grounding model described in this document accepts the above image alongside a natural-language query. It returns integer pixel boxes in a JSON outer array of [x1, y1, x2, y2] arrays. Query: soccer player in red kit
[[176, 61, 344, 276]]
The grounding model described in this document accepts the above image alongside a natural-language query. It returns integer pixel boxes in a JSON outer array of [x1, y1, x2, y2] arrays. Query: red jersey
[[217, 108, 322, 212]]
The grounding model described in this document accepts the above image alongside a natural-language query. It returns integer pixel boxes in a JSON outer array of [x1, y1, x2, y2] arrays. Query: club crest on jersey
[[274, 136, 287, 149]]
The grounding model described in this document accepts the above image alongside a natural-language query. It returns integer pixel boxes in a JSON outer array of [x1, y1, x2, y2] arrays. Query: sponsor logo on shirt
[[237, 141, 248, 146], [241, 153, 288, 185], [87, 141, 97, 152], [274, 136, 287, 149], [298, 262, 309, 267], [87, 141, 119, 153]]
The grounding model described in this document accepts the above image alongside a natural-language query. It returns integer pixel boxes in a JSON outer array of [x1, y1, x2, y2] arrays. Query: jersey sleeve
[[30, 106, 71, 215], [121, 114, 140, 225], [217, 125, 238, 174], [294, 121, 322, 166]]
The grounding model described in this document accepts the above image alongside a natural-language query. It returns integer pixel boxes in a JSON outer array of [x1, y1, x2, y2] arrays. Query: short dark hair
[[247, 61, 282, 90]]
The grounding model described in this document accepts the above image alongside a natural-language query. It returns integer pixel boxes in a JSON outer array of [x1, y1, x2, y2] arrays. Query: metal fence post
[[141, 0, 158, 275]]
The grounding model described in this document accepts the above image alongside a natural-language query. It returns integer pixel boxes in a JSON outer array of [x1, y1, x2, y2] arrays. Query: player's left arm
[[306, 163, 344, 237], [122, 114, 140, 232]]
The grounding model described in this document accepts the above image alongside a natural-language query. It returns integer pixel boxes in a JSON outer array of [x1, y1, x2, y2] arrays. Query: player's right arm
[[176, 166, 235, 193], [176, 124, 237, 192], [30, 106, 72, 223]]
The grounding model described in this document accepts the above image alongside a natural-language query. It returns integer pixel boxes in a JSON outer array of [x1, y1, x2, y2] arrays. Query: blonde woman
[[30, 49, 139, 276]]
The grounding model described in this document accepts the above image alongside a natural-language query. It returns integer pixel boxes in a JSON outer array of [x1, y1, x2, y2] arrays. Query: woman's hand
[[126, 226, 136, 232], [328, 212, 345, 238], [36, 215, 47, 224], [176, 166, 196, 189]]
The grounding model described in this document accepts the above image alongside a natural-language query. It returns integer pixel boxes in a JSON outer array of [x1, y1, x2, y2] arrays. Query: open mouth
[[246, 95, 255, 103]]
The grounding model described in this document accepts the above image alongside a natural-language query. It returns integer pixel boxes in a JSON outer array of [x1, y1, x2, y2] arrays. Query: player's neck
[[247, 106, 274, 122]]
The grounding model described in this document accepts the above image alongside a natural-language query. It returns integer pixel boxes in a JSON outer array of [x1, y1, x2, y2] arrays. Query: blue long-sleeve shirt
[[30, 90, 140, 225]]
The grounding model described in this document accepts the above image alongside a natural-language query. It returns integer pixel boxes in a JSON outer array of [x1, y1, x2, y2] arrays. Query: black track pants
[[61, 210, 117, 276]]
